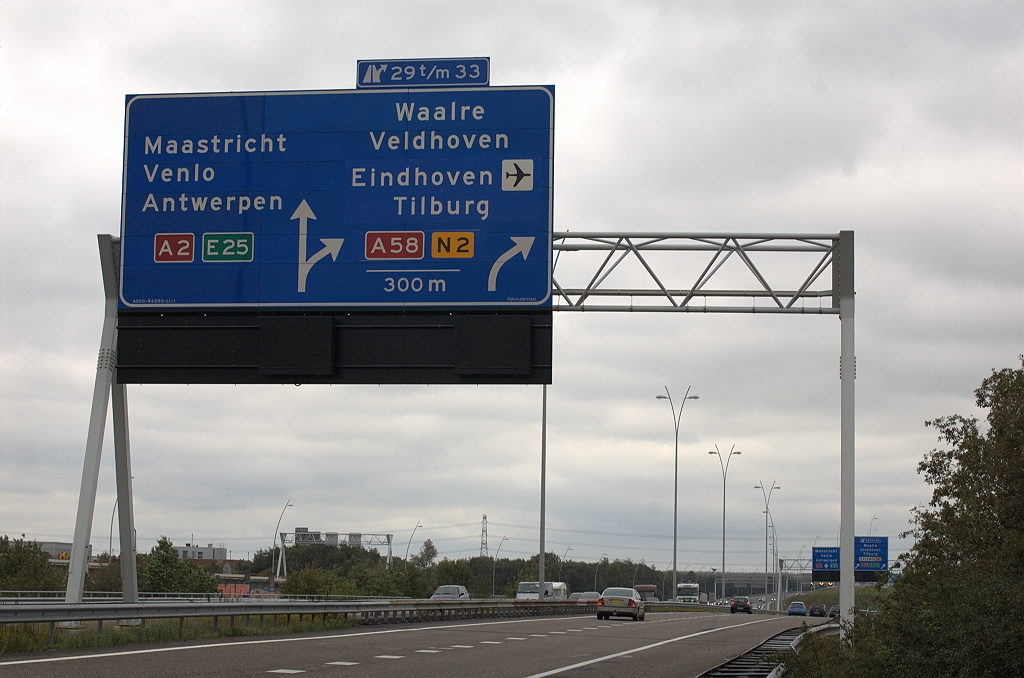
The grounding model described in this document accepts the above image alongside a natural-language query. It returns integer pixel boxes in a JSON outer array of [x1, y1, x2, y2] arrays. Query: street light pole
[[594, 550, 607, 591], [270, 499, 292, 586], [558, 545, 572, 581], [709, 445, 741, 601], [632, 558, 645, 587], [492, 535, 508, 597], [755, 481, 780, 608], [404, 521, 422, 570], [656, 386, 699, 601]]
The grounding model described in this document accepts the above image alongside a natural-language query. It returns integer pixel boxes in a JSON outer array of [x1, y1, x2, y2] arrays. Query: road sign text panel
[[120, 86, 553, 309]]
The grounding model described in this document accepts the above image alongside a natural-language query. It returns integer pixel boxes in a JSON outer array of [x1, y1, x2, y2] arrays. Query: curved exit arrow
[[292, 199, 344, 293], [488, 237, 535, 292]]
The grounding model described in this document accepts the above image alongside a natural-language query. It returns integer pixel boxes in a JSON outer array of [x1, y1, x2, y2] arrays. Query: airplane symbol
[[505, 163, 531, 187], [501, 159, 534, 191]]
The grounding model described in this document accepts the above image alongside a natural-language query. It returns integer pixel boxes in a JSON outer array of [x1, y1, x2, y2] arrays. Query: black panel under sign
[[259, 317, 333, 375], [455, 315, 531, 375], [116, 310, 551, 385]]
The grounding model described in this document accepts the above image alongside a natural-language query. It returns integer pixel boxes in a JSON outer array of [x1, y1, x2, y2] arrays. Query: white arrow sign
[[487, 236, 535, 292], [291, 199, 344, 293]]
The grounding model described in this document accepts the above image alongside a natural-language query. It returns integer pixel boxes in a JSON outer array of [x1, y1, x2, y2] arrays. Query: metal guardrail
[[0, 590, 404, 602], [0, 598, 597, 637], [645, 601, 783, 615]]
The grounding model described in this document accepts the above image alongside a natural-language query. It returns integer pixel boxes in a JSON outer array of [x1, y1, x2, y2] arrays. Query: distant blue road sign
[[119, 85, 553, 309], [812, 547, 840, 571], [854, 536, 888, 571], [813, 537, 889, 573], [357, 58, 489, 88]]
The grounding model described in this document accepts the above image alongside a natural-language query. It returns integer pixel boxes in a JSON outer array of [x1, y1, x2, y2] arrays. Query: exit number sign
[[202, 233, 254, 262]]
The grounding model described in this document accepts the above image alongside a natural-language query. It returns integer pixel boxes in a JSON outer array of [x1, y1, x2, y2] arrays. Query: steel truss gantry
[[537, 231, 855, 635], [276, 531, 394, 578], [550, 232, 840, 314], [68, 230, 855, 635]]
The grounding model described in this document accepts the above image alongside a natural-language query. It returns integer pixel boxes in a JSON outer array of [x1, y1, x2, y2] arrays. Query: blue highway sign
[[119, 86, 553, 309], [357, 58, 490, 88], [854, 536, 888, 571], [812, 547, 840, 571]]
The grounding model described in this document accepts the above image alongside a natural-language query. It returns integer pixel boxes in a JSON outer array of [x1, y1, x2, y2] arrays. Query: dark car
[[828, 605, 840, 619], [730, 596, 753, 614], [788, 601, 807, 616], [808, 603, 827, 617]]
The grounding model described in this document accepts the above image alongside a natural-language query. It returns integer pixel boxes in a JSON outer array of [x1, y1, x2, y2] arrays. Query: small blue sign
[[854, 536, 888, 571], [119, 85, 552, 309], [357, 58, 489, 89], [812, 547, 839, 571]]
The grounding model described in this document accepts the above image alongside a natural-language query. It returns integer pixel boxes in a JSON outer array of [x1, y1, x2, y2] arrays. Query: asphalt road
[[0, 612, 826, 678]]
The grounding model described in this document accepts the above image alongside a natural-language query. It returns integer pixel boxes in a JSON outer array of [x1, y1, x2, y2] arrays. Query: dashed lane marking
[[0, 615, 595, 667], [529, 634, 548, 637], [549, 631, 566, 634], [268, 671, 305, 675], [506, 637, 528, 640], [325, 662, 359, 666], [522, 617, 776, 678], [374, 655, 405, 659], [416, 650, 441, 653], [480, 641, 503, 644], [450, 645, 474, 648]]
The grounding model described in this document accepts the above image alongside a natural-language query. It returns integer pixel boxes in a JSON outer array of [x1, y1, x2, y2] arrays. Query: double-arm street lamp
[[755, 481, 780, 607], [270, 499, 293, 585], [709, 445, 741, 601], [656, 386, 699, 601]]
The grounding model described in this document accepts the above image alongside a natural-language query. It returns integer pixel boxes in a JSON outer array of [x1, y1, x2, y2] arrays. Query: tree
[[0, 536, 66, 591], [138, 537, 218, 593], [411, 539, 437, 570], [85, 558, 124, 592], [782, 360, 1024, 678]]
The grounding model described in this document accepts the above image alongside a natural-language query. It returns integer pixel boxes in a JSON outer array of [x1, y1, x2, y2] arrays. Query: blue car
[[788, 601, 807, 616]]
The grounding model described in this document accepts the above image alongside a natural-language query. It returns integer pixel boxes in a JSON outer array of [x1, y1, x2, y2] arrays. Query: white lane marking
[[583, 627, 598, 630], [598, 625, 611, 628], [506, 637, 527, 640], [268, 671, 305, 675], [0, 614, 592, 667], [549, 631, 566, 634], [450, 644, 474, 648], [416, 650, 441, 653], [523, 617, 776, 678], [566, 629, 583, 632], [529, 634, 547, 637], [480, 641, 503, 644], [374, 655, 404, 659], [325, 662, 359, 666]]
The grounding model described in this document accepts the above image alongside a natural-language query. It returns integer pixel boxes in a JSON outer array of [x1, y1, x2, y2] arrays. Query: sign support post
[[538, 384, 547, 598], [839, 230, 856, 635], [66, 235, 138, 603]]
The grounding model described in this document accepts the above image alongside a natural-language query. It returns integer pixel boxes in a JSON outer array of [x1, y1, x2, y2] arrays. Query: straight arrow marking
[[488, 236, 535, 292]]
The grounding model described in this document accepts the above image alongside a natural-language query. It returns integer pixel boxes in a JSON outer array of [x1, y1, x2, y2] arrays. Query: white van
[[515, 581, 568, 600]]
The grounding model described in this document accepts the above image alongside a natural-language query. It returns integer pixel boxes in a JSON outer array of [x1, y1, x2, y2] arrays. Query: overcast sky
[[1, 1, 1021, 577]]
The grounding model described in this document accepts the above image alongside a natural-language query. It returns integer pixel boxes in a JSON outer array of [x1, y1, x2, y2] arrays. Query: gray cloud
[[1, 1, 1020, 574]]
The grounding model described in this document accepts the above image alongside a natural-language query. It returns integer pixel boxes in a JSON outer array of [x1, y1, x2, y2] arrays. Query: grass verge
[[0, 613, 358, 655]]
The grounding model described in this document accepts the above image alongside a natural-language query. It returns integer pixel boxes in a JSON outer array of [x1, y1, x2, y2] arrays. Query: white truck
[[515, 581, 568, 600]]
